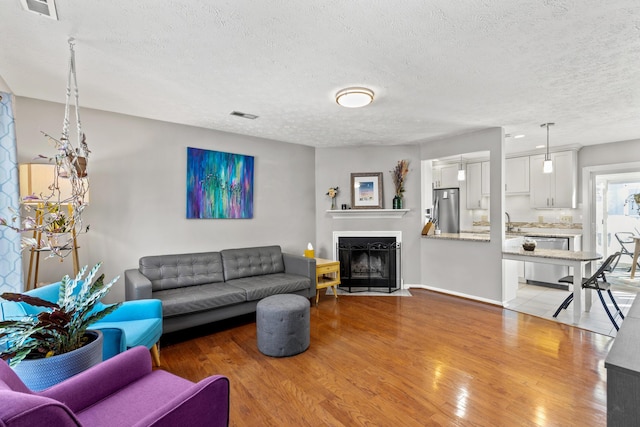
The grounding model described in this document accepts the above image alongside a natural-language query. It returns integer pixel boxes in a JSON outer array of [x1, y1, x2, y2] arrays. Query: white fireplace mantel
[[326, 209, 409, 219]]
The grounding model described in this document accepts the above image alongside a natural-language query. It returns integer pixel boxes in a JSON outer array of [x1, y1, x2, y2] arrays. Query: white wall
[[13, 97, 316, 302], [314, 145, 422, 285], [579, 138, 640, 252], [0, 74, 11, 93], [419, 128, 505, 303], [579, 138, 640, 204]]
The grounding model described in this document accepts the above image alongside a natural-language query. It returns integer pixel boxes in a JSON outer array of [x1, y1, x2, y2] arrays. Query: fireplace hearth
[[337, 236, 401, 293]]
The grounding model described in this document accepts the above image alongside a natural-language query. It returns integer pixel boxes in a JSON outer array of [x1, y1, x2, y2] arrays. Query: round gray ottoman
[[256, 294, 310, 357]]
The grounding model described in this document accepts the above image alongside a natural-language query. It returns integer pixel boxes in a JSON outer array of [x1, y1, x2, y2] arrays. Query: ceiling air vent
[[230, 111, 258, 120], [20, 0, 58, 20]]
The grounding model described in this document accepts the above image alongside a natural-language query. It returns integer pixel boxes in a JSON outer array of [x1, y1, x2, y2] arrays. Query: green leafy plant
[[40, 203, 73, 233], [0, 263, 121, 367]]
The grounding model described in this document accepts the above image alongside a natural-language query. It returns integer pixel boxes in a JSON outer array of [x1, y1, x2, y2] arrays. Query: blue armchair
[[0, 282, 163, 365]]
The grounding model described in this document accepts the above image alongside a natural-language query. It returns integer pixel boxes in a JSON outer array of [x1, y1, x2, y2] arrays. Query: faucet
[[505, 212, 513, 232]]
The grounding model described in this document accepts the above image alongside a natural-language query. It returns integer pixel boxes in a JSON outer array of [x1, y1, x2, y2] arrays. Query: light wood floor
[[159, 289, 612, 426]]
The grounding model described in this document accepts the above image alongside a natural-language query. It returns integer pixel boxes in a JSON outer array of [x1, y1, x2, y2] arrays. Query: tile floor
[[505, 266, 640, 337]]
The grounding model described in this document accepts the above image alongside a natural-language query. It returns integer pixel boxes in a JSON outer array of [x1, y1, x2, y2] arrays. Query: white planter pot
[[47, 232, 71, 248]]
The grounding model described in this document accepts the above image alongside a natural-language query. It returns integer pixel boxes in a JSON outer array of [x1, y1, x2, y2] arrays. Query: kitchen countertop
[[504, 230, 582, 239], [462, 229, 582, 238], [422, 232, 492, 242], [423, 230, 582, 242], [502, 247, 600, 261]]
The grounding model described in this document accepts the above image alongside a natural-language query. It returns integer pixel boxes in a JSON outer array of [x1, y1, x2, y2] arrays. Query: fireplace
[[333, 232, 402, 293]]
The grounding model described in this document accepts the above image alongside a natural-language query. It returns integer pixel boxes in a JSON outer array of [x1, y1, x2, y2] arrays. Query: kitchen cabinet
[[434, 164, 460, 188], [466, 162, 487, 209], [481, 161, 490, 195], [530, 151, 577, 208], [505, 157, 529, 194]]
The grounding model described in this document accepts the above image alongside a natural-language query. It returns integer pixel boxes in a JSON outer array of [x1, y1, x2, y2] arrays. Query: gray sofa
[[124, 245, 316, 334]]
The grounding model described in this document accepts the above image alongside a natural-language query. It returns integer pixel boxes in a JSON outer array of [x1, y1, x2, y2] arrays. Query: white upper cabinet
[[435, 164, 460, 188], [529, 151, 577, 208], [481, 161, 490, 196], [466, 162, 487, 209], [505, 157, 530, 194]]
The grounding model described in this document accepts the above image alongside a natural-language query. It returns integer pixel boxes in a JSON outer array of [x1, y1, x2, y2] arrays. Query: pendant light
[[541, 123, 554, 174], [457, 156, 466, 181]]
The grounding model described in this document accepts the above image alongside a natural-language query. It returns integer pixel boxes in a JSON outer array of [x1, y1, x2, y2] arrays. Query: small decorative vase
[[393, 195, 403, 209], [331, 199, 336, 210]]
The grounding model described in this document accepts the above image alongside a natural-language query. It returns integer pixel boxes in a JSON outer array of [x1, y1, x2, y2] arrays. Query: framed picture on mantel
[[351, 172, 383, 209]]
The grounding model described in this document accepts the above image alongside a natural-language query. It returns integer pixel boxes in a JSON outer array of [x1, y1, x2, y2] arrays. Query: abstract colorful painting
[[186, 147, 254, 219]]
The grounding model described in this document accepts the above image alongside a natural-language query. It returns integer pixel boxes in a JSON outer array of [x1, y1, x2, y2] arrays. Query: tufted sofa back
[[221, 246, 284, 281], [139, 252, 225, 291]]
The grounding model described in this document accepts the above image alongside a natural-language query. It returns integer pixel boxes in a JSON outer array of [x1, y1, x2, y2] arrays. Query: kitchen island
[[502, 247, 601, 324]]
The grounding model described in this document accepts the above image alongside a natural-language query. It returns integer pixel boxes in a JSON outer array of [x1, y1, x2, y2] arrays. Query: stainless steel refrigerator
[[433, 188, 460, 233]]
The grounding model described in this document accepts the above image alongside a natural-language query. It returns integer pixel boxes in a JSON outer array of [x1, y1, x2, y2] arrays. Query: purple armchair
[[0, 346, 229, 427]]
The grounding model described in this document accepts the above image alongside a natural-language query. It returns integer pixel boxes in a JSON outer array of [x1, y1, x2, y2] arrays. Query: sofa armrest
[[41, 346, 152, 413], [125, 269, 153, 300], [283, 253, 316, 298], [86, 327, 126, 360], [0, 391, 81, 427], [131, 375, 230, 427], [0, 301, 28, 320]]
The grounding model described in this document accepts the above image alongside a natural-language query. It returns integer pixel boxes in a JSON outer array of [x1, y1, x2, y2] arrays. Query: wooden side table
[[315, 258, 340, 306]]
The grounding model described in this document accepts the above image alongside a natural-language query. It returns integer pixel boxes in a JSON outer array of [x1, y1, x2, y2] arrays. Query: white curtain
[[0, 91, 23, 293]]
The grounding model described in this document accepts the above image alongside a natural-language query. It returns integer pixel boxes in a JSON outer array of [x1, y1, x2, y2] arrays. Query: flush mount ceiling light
[[541, 122, 555, 174], [335, 87, 374, 108]]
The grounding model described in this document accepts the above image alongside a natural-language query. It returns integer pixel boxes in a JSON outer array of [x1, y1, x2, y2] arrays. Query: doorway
[[594, 173, 640, 262]]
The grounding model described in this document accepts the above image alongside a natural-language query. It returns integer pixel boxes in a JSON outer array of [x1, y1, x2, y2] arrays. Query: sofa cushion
[[153, 283, 246, 317], [221, 246, 285, 281], [140, 252, 224, 291], [226, 273, 310, 301]]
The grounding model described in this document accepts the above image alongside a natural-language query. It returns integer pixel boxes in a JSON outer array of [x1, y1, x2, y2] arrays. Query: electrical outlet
[[481, 215, 488, 222], [560, 215, 573, 223], [538, 216, 544, 223]]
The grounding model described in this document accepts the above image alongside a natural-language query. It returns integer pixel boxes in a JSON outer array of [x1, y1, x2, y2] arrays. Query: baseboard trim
[[407, 284, 503, 307]]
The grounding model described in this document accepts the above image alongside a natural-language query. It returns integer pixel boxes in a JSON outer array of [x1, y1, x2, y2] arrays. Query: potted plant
[[39, 202, 74, 248], [0, 263, 121, 390]]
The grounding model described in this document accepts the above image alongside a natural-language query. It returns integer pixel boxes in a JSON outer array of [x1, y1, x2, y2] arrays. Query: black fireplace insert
[[337, 236, 401, 293]]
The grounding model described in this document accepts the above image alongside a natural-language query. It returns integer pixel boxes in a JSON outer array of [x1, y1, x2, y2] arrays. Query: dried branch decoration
[[390, 160, 409, 197]]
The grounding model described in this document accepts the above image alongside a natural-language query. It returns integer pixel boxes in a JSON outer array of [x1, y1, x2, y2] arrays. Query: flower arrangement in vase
[[390, 160, 409, 209], [326, 186, 339, 210]]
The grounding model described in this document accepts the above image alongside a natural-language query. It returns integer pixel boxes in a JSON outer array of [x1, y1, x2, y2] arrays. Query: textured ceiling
[[1, 1, 639, 153]]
